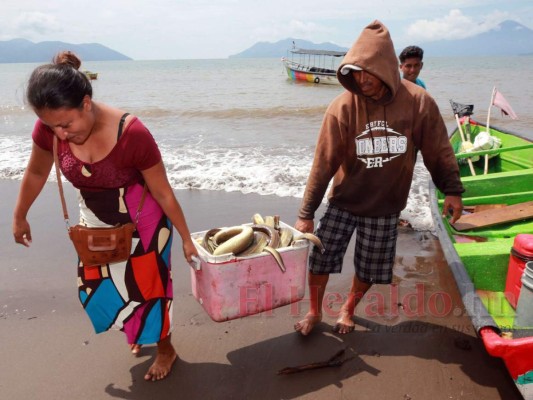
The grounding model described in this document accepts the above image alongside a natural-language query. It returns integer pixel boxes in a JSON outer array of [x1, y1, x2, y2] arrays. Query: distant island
[[229, 38, 348, 58], [0, 39, 131, 63], [230, 20, 533, 58]]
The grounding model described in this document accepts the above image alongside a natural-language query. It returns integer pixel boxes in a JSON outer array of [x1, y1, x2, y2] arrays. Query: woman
[[12, 51, 198, 381]]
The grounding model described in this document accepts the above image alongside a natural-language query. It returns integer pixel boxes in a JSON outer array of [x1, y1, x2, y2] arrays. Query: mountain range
[[2, 20, 531, 62], [0, 39, 131, 63], [230, 20, 533, 58], [229, 38, 348, 58]]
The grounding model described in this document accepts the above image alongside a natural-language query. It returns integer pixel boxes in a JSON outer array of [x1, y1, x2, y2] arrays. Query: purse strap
[[53, 122, 148, 231], [53, 135, 71, 230]]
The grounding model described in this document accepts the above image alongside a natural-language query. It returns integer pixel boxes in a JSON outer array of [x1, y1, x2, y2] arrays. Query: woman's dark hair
[[26, 51, 93, 111]]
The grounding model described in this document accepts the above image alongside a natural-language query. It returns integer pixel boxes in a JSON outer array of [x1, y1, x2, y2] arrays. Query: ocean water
[[1, 56, 532, 231]]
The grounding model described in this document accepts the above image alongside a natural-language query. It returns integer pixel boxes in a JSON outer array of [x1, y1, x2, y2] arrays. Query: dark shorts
[[309, 204, 400, 284]]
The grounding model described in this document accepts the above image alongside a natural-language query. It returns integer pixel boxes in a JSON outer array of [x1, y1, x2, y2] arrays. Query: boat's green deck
[[436, 127, 533, 331], [477, 290, 515, 330], [438, 169, 533, 256], [439, 170, 533, 237], [451, 123, 533, 176], [454, 238, 514, 291]]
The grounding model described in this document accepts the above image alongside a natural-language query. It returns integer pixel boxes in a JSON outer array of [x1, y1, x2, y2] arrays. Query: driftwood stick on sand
[[277, 348, 354, 375]]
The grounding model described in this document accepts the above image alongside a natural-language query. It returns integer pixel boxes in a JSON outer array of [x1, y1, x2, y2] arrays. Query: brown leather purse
[[68, 223, 136, 266], [53, 135, 146, 266]]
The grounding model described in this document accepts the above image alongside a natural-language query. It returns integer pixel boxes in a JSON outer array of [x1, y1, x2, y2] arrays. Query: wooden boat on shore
[[281, 47, 346, 85], [430, 118, 533, 398], [84, 70, 98, 80]]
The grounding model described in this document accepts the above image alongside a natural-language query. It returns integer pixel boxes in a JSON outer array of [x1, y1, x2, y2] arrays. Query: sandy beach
[[0, 179, 523, 400]]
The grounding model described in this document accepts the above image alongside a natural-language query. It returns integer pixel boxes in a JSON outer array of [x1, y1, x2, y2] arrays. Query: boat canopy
[[290, 48, 346, 57]]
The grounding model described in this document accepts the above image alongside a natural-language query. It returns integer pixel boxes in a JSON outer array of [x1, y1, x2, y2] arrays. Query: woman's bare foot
[[130, 344, 142, 356], [332, 309, 355, 334], [294, 313, 322, 336], [144, 337, 177, 382]]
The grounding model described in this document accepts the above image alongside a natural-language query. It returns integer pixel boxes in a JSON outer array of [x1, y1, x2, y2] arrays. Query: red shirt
[[32, 117, 161, 191]]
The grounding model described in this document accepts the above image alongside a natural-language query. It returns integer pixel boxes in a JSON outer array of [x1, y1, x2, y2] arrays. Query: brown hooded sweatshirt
[[298, 20, 464, 220]]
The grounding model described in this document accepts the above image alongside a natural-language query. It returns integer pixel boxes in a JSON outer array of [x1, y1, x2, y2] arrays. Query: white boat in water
[[281, 47, 346, 85]]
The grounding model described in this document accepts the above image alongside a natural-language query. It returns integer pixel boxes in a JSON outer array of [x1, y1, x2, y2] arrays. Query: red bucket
[[505, 234, 533, 309]]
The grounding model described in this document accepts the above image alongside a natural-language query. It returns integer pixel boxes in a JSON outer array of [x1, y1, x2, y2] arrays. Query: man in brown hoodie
[[294, 20, 464, 335]]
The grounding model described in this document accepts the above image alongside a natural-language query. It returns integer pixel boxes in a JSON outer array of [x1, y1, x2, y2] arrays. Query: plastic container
[[513, 261, 533, 329], [190, 222, 309, 322], [505, 234, 533, 308]]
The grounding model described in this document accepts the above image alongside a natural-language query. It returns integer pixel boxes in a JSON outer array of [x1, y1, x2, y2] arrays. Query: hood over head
[[337, 20, 400, 104]]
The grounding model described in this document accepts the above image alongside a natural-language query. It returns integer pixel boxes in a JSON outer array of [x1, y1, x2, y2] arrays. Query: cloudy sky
[[1, 0, 532, 60]]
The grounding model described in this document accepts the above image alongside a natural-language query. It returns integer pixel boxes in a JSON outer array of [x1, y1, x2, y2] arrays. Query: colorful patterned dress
[[33, 116, 174, 345]]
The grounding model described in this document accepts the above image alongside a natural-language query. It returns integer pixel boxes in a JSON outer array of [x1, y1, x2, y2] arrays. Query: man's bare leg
[[294, 273, 329, 335], [144, 335, 177, 381], [333, 275, 372, 334]]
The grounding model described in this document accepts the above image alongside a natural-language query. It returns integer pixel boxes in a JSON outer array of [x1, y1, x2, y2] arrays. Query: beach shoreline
[[0, 179, 523, 399]]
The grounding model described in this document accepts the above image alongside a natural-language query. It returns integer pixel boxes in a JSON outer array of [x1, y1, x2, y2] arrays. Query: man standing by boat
[[294, 20, 464, 335], [399, 45, 426, 89]]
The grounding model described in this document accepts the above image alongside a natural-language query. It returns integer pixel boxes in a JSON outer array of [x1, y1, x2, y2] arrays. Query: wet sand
[[0, 180, 523, 399]]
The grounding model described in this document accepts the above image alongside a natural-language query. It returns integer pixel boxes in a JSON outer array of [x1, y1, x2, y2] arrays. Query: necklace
[[81, 164, 92, 177]]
